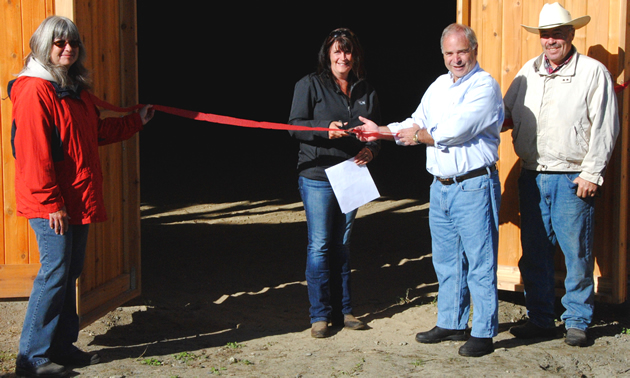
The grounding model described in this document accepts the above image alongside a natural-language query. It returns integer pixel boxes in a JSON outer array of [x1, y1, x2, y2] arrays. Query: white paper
[[325, 158, 380, 214]]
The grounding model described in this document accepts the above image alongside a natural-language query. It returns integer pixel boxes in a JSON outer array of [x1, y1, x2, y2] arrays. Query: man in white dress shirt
[[355, 23, 503, 357]]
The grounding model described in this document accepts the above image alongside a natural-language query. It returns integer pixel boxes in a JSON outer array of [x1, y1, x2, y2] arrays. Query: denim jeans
[[429, 168, 501, 338], [298, 176, 357, 324], [16, 219, 90, 369], [518, 170, 595, 331]]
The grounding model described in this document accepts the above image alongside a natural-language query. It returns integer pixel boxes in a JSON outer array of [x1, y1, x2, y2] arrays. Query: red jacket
[[10, 76, 143, 224]]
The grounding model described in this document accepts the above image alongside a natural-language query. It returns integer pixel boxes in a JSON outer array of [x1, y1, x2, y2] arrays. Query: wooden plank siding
[[459, 0, 629, 303], [2, 1, 628, 334], [0, 0, 142, 327], [0, 0, 50, 296]]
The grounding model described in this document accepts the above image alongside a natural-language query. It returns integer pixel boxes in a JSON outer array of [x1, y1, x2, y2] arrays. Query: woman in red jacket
[[10, 16, 153, 378]]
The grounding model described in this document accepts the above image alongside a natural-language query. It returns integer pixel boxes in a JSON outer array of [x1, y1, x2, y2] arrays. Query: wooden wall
[[459, 0, 629, 303], [2, 0, 628, 326], [0, 0, 142, 326]]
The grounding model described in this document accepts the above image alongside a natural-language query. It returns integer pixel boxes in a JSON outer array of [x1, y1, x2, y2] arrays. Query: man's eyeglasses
[[53, 39, 80, 48]]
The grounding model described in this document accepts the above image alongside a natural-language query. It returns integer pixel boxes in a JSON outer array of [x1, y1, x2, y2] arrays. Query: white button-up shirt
[[387, 63, 504, 178]]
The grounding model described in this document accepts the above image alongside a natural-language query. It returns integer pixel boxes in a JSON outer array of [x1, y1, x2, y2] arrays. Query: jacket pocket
[[572, 122, 589, 152], [559, 122, 589, 163]]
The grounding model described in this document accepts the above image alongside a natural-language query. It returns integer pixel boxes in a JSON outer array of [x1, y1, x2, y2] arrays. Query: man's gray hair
[[440, 23, 478, 53]]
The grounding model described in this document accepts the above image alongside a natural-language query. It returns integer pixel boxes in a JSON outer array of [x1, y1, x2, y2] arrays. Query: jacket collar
[[18, 58, 82, 99], [319, 72, 363, 95], [19, 58, 56, 82], [533, 47, 579, 77]]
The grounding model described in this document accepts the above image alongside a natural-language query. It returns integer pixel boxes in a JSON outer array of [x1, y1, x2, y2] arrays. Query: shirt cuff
[[579, 171, 604, 186], [386, 123, 405, 145], [428, 127, 444, 150]]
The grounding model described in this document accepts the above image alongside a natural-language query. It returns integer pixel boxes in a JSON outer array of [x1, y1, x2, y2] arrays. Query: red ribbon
[[92, 79, 630, 139], [89, 93, 389, 138], [615, 80, 630, 93]]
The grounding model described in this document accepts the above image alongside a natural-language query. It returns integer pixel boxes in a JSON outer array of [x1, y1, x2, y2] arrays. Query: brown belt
[[436, 164, 497, 185]]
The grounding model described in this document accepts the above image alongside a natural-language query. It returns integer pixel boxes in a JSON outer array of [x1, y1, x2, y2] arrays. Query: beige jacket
[[504, 50, 619, 185]]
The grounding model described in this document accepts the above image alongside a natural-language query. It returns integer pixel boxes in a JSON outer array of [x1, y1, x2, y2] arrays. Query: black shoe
[[51, 348, 100, 367], [509, 321, 557, 339], [458, 336, 494, 357], [565, 328, 588, 347], [15, 361, 67, 377], [415, 326, 467, 344]]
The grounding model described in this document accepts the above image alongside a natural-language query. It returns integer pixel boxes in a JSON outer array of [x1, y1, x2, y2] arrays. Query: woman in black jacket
[[288, 28, 381, 338]]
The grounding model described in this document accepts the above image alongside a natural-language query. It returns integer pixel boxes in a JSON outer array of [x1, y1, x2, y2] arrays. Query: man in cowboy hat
[[503, 2, 619, 347]]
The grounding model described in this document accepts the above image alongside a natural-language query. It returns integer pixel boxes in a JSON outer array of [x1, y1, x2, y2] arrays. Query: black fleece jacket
[[288, 72, 381, 181]]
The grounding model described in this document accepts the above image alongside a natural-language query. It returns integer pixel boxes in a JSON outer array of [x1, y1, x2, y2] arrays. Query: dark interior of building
[[119, 3, 462, 346], [136, 4, 456, 206]]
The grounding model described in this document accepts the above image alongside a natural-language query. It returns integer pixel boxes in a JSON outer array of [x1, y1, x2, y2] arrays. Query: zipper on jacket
[[344, 80, 360, 129]]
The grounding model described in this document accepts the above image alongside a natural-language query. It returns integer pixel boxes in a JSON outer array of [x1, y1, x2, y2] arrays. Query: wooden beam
[[54, 0, 75, 19]]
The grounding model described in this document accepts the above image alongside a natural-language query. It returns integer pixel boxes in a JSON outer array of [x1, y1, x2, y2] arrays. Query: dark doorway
[[114, 4, 458, 351], [136, 4, 457, 206]]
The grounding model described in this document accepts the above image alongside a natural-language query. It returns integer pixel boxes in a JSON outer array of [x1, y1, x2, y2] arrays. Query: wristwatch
[[413, 130, 419, 144]]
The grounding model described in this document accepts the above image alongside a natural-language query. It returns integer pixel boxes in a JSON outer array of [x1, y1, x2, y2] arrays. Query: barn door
[[0, 0, 143, 328]]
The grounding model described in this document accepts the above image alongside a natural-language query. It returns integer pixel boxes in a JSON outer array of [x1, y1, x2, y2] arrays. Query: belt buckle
[[437, 177, 454, 185]]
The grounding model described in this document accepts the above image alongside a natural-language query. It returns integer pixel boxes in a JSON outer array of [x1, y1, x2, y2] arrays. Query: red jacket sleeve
[[12, 79, 65, 213], [81, 92, 144, 145]]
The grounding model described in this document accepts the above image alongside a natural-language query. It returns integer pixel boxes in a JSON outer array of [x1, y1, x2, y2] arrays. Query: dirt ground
[[2, 156, 630, 378]]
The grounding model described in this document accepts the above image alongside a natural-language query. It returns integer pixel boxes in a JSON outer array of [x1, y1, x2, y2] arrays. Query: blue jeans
[[430, 168, 501, 338], [298, 176, 357, 323], [16, 219, 90, 369], [518, 170, 595, 331]]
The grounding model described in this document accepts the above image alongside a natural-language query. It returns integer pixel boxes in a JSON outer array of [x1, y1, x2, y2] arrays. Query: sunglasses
[[53, 39, 81, 48], [329, 30, 352, 39]]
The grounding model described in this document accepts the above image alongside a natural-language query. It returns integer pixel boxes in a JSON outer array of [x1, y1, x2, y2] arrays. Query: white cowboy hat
[[522, 2, 591, 33]]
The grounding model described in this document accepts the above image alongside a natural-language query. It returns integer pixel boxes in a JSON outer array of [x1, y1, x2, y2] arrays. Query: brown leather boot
[[311, 321, 329, 338], [343, 314, 366, 330]]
